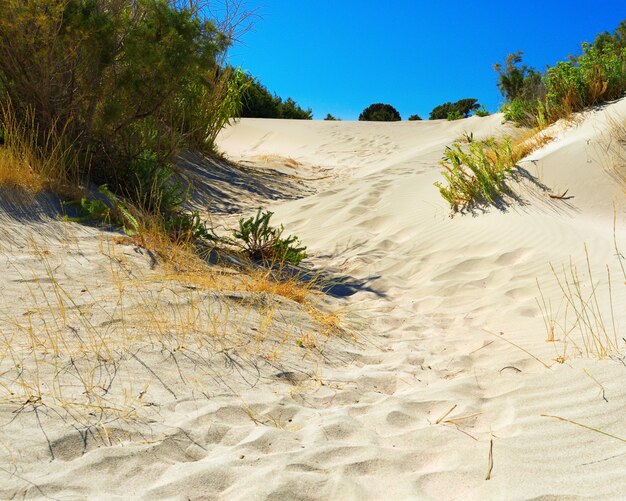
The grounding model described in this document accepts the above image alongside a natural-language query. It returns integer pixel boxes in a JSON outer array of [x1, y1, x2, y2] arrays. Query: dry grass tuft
[[242, 268, 313, 304], [512, 129, 555, 158], [0, 102, 81, 200], [600, 115, 626, 191], [537, 219, 625, 360]]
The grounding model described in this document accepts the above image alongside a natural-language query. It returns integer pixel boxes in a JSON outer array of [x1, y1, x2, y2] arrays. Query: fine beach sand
[[1, 99, 626, 500]]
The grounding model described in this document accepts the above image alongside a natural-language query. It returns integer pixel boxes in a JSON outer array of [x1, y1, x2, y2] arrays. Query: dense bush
[[324, 114, 341, 121], [497, 20, 626, 127], [544, 41, 626, 118], [408, 114, 422, 121], [429, 99, 481, 120], [359, 103, 401, 121], [0, 0, 245, 217], [239, 74, 312, 119]]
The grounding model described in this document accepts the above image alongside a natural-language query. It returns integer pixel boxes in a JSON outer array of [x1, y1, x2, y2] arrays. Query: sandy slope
[[1, 100, 626, 500]]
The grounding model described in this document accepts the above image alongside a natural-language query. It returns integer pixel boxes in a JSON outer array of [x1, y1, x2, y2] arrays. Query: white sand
[[1, 100, 626, 500]]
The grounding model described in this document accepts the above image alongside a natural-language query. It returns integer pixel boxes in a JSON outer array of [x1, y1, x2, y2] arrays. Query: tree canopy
[[429, 99, 481, 120], [358, 103, 401, 121], [493, 52, 543, 102], [239, 74, 312, 119]]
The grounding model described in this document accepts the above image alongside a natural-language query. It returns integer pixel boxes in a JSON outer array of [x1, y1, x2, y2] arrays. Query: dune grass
[[0, 103, 80, 200], [0, 229, 351, 446], [537, 221, 625, 361], [602, 115, 626, 190], [436, 127, 556, 212], [435, 137, 522, 211]]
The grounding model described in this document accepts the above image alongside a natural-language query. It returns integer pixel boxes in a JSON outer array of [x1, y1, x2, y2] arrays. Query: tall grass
[[0, 230, 350, 443], [537, 224, 625, 360], [0, 102, 80, 198], [435, 137, 522, 212]]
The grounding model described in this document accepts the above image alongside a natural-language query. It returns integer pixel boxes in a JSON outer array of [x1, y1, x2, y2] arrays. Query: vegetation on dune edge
[[0, 0, 308, 279], [436, 18, 626, 212]]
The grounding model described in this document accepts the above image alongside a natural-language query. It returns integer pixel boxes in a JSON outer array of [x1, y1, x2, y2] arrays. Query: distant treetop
[[429, 98, 481, 120], [239, 73, 312, 119], [359, 103, 401, 121]]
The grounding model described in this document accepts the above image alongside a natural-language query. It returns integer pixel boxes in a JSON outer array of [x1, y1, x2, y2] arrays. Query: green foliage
[[435, 138, 521, 212], [239, 74, 312, 119], [64, 185, 139, 236], [592, 20, 626, 51], [0, 0, 238, 216], [408, 114, 422, 121], [180, 67, 251, 152], [429, 98, 481, 120], [125, 150, 187, 216], [494, 52, 544, 103], [498, 20, 626, 127], [474, 106, 490, 117], [543, 41, 626, 120], [324, 114, 341, 121], [165, 210, 217, 242], [233, 209, 307, 265], [359, 103, 401, 121]]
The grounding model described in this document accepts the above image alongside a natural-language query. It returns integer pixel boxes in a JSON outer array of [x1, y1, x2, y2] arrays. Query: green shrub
[[435, 138, 521, 212], [324, 114, 341, 121], [497, 21, 626, 127], [124, 150, 187, 216], [544, 41, 626, 120], [430, 98, 481, 120], [474, 106, 490, 117], [408, 114, 422, 121], [64, 185, 139, 236], [233, 209, 307, 265], [239, 74, 312, 119], [0, 0, 236, 214], [165, 210, 217, 243], [358, 103, 401, 121]]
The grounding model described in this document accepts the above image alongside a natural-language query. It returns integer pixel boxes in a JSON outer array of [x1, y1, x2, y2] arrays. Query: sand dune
[[1, 100, 626, 499]]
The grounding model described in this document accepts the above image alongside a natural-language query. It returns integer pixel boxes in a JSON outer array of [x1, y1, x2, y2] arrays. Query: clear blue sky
[[228, 1, 626, 120]]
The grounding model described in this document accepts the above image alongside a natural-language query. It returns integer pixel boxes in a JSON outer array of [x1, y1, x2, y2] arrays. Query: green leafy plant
[[408, 114, 422, 121], [0, 0, 239, 212], [494, 52, 544, 103], [447, 110, 463, 121], [474, 106, 490, 117], [165, 210, 217, 243], [64, 185, 139, 236], [435, 137, 521, 212], [125, 150, 187, 216], [233, 208, 307, 265]]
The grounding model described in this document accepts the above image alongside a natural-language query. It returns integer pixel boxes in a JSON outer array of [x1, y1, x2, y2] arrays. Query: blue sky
[[228, 1, 626, 120]]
